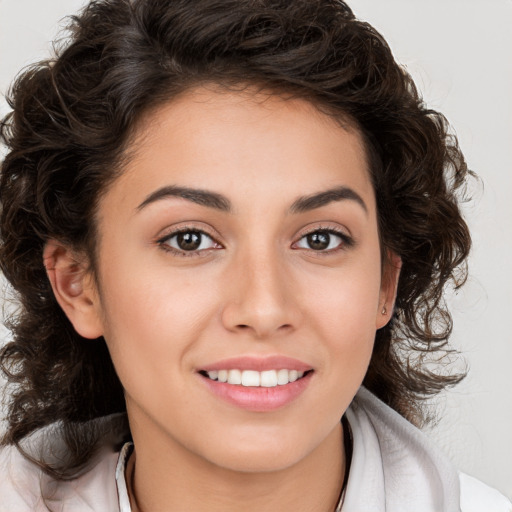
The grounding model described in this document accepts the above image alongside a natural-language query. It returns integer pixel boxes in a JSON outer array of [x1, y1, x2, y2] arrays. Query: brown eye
[[162, 230, 218, 253], [176, 231, 202, 250], [295, 229, 349, 251], [306, 232, 330, 250]]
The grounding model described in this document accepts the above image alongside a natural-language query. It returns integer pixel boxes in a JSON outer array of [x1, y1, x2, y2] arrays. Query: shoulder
[[460, 472, 512, 512], [0, 415, 128, 512], [346, 388, 512, 512], [0, 443, 44, 511], [345, 388, 461, 511]]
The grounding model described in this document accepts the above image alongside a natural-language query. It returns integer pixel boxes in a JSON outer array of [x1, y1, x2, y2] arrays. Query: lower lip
[[200, 372, 313, 412]]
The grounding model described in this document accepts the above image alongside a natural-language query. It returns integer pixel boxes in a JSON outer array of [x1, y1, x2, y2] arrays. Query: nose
[[220, 248, 301, 339]]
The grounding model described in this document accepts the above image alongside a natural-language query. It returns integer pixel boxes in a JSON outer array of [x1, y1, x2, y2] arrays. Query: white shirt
[[1, 387, 510, 511]]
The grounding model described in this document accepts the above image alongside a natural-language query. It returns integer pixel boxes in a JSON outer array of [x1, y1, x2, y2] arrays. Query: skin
[[45, 87, 400, 512]]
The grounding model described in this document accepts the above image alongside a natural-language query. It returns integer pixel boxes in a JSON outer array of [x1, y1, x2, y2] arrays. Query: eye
[[159, 229, 220, 253], [294, 229, 350, 251]]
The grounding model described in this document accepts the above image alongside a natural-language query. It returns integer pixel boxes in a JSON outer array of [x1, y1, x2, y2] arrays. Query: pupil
[[308, 231, 330, 250], [177, 231, 201, 250]]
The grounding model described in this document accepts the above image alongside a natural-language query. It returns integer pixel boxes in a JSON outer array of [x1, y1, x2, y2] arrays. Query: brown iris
[[306, 231, 331, 250], [176, 231, 202, 251]]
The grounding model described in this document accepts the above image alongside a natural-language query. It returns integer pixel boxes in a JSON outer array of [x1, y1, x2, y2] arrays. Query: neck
[[126, 422, 345, 512]]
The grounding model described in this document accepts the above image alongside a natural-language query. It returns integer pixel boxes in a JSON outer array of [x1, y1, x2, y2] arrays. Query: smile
[[199, 360, 314, 411], [202, 369, 308, 387]]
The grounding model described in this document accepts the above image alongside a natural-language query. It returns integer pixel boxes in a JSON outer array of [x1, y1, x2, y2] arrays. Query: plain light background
[[1, 0, 511, 500]]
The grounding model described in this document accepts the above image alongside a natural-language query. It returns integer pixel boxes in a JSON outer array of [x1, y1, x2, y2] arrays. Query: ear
[[43, 240, 104, 339], [376, 250, 402, 330]]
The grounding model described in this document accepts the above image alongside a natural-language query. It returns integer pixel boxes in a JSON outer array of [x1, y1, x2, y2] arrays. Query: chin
[[209, 448, 307, 474], [197, 428, 320, 474]]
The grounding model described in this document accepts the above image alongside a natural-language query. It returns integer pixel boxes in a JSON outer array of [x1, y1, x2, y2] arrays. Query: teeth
[[241, 370, 260, 387], [260, 370, 278, 387], [277, 369, 289, 385], [227, 369, 242, 385], [205, 369, 306, 387]]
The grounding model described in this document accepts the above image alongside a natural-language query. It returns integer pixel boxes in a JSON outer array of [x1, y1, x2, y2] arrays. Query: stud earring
[[381, 305, 387, 315]]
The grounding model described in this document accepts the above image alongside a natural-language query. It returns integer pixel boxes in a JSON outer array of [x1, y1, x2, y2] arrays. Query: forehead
[[106, 86, 375, 214]]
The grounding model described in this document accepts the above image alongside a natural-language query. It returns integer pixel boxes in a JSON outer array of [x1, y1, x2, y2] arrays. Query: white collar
[[115, 441, 346, 512], [114, 388, 460, 512], [116, 442, 134, 512], [342, 387, 460, 511]]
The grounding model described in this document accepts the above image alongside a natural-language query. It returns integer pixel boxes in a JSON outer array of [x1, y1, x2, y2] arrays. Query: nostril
[[235, 322, 293, 333]]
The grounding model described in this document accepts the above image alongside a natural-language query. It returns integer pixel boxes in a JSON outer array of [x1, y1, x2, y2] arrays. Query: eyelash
[[156, 225, 354, 257]]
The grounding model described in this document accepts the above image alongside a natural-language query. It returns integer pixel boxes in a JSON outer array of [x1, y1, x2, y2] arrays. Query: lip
[[199, 355, 312, 373], [198, 355, 314, 412]]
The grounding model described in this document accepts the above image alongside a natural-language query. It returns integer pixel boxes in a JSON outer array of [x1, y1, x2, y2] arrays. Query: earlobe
[[376, 251, 402, 330], [43, 240, 104, 339]]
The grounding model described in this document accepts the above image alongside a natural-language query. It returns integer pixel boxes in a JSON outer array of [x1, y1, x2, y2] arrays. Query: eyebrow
[[137, 185, 231, 212], [289, 186, 368, 215], [136, 184, 367, 215]]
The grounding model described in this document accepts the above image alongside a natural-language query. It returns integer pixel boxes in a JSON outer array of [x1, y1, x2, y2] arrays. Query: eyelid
[[299, 223, 351, 238]]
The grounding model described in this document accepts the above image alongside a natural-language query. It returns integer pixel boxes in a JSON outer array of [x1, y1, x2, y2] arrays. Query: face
[[61, 87, 397, 473]]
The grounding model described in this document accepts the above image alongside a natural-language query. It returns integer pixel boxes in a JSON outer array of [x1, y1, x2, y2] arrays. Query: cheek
[[96, 260, 221, 378], [302, 264, 381, 332], [298, 260, 382, 367]]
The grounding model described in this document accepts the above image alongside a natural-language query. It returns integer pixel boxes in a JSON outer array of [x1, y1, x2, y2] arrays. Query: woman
[[0, 0, 510, 510]]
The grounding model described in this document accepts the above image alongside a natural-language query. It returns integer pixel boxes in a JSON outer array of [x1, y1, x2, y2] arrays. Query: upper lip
[[199, 355, 312, 373]]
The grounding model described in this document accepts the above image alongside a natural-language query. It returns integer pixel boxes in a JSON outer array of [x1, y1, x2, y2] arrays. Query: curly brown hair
[[1, 0, 471, 477]]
